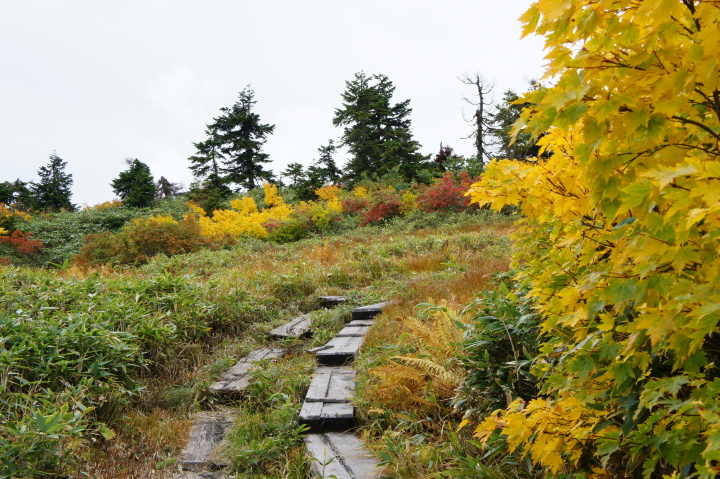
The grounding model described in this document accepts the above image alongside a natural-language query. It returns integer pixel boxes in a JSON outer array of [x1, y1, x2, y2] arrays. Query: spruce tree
[[30, 152, 75, 211], [311, 139, 341, 183], [189, 125, 227, 192], [333, 72, 427, 182], [111, 159, 156, 208], [189, 87, 275, 192], [282, 163, 305, 188]]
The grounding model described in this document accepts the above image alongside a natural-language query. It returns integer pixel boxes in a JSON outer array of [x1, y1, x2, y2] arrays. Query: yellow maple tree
[[467, 1, 720, 477]]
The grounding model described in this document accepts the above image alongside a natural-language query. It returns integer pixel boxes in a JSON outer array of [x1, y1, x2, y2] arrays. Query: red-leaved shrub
[[0, 230, 45, 256], [416, 172, 479, 212], [361, 190, 403, 226], [341, 197, 370, 215]]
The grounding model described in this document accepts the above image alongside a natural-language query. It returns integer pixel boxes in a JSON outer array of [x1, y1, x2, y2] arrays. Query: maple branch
[[671, 115, 720, 143]]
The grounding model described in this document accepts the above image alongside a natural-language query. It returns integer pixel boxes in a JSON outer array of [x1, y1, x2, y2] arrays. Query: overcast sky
[[0, 0, 546, 206]]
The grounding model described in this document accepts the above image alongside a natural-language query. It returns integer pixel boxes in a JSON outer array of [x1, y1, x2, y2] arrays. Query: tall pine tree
[[333, 72, 427, 182], [111, 159, 156, 208], [189, 87, 275, 192], [30, 152, 75, 211]]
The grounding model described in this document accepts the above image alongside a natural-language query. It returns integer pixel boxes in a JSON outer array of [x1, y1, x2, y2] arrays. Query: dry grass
[[79, 410, 191, 479]]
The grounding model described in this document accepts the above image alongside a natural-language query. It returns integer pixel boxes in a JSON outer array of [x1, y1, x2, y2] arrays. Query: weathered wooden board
[[315, 335, 365, 366], [179, 410, 234, 472], [319, 295, 348, 307], [172, 472, 231, 479], [209, 347, 285, 395], [335, 324, 371, 337], [351, 302, 387, 320], [305, 433, 384, 478], [305, 367, 355, 403], [268, 313, 312, 339], [299, 401, 355, 432], [346, 319, 375, 327]]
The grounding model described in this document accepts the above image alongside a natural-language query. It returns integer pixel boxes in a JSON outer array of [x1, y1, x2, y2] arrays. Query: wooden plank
[[209, 347, 285, 395], [305, 367, 355, 403], [299, 402, 355, 432], [268, 313, 312, 339], [351, 302, 387, 320], [335, 325, 371, 337], [315, 336, 365, 366], [346, 319, 375, 327], [179, 410, 234, 472], [171, 472, 231, 479], [319, 295, 347, 307], [305, 433, 383, 479]]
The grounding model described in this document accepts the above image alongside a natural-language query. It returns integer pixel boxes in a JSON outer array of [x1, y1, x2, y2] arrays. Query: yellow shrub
[[263, 183, 283, 207], [400, 191, 418, 214], [352, 186, 369, 198], [315, 184, 342, 202], [185, 188, 293, 240], [83, 199, 123, 210], [229, 197, 259, 215]]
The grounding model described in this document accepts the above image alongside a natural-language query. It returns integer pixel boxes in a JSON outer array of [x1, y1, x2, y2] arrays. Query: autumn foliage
[[0, 230, 44, 256], [416, 172, 476, 212], [467, 1, 720, 478]]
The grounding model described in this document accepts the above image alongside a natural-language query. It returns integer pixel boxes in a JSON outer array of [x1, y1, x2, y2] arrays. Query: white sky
[[0, 0, 546, 206]]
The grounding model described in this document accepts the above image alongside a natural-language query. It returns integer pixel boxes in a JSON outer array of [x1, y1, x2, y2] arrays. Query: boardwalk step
[[179, 409, 234, 472], [305, 366, 356, 403], [268, 313, 312, 339], [335, 323, 372, 337], [305, 433, 383, 478], [172, 472, 231, 479], [346, 319, 375, 327], [300, 401, 355, 432], [315, 336, 366, 366], [209, 347, 285, 396], [300, 367, 356, 431], [319, 295, 348, 307], [351, 302, 387, 320]]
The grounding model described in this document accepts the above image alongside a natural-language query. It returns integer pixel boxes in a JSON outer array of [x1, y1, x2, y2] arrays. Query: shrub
[[416, 172, 477, 212], [0, 230, 45, 256], [0, 203, 31, 232], [361, 189, 403, 226], [341, 196, 370, 215], [456, 285, 540, 416], [265, 218, 310, 243], [75, 215, 210, 265]]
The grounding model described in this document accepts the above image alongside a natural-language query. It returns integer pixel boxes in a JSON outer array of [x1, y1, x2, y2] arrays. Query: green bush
[[455, 283, 541, 416]]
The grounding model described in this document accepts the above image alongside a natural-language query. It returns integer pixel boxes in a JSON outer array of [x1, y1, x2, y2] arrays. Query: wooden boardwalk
[[305, 433, 384, 478], [318, 295, 348, 307], [315, 335, 366, 366], [268, 313, 312, 339], [178, 409, 234, 472], [351, 302, 387, 320], [174, 300, 385, 478], [300, 367, 356, 431], [209, 347, 285, 397]]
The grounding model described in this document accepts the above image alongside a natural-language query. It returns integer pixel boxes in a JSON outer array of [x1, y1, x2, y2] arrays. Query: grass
[[0, 209, 520, 478]]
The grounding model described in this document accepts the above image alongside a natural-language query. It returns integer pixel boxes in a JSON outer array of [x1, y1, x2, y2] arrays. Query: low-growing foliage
[[456, 284, 541, 415], [416, 171, 477, 212]]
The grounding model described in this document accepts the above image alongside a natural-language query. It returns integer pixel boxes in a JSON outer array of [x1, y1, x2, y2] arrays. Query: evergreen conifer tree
[[333, 73, 427, 182], [189, 87, 275, 192], [111, 159, 156, 208], [30, 152, 75, 211]]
